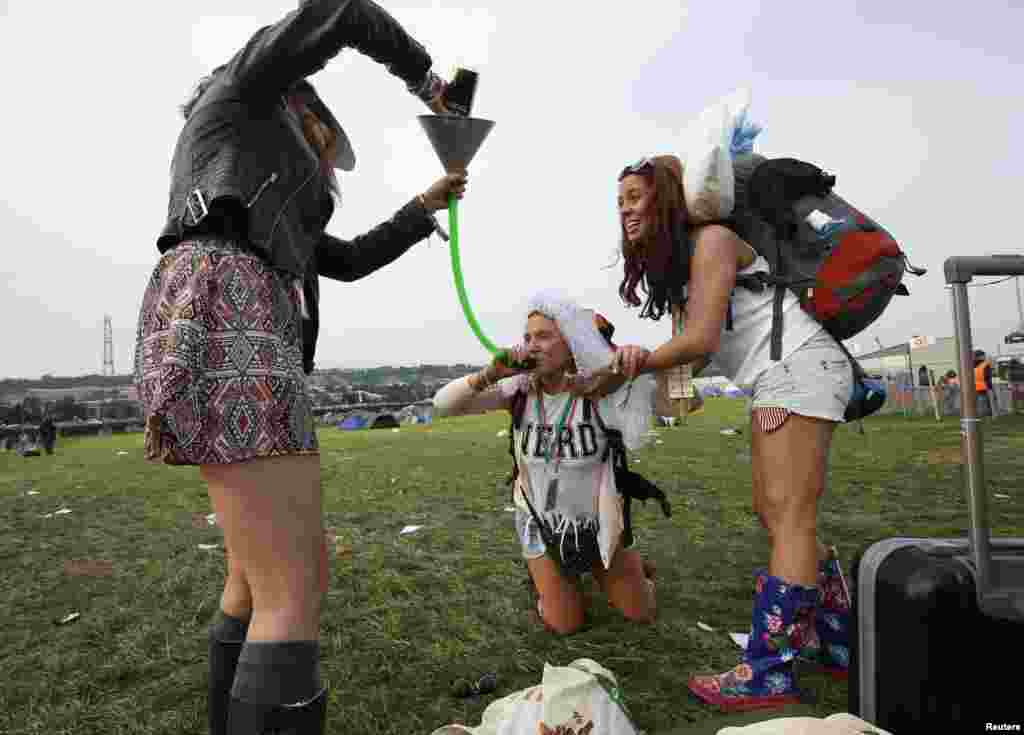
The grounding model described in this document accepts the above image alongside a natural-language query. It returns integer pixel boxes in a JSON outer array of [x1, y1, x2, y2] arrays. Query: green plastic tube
[[448, 193, 499, 356], [447, 194, 534, 369]]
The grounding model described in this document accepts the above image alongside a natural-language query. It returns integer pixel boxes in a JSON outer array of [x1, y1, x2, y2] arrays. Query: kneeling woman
[[433, 291, 660, 634]]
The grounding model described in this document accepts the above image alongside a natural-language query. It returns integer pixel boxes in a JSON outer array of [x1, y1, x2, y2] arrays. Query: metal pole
[[909, 352, 917, 419], [1017, 276, 1024, 329], [951, 283, 992, 596]]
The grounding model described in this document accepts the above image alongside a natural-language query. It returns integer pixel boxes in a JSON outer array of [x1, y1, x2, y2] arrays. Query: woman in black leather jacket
[[132, 2, 466, 732]]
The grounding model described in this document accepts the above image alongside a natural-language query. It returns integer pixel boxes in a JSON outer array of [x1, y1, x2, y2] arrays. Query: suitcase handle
[[944, 254, 1024, 283], [945, 255, 1024, 621]]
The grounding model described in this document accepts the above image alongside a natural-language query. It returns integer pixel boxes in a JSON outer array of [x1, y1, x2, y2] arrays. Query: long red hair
[[617, 155, 691, 321]]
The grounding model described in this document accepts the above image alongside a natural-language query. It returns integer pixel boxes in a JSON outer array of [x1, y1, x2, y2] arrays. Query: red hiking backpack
[[727, 153, 926, 361]]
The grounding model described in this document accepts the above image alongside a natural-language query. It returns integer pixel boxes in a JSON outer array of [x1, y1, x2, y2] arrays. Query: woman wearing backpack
[[611, 156, 852, 711], [432, 291, 661, 635]]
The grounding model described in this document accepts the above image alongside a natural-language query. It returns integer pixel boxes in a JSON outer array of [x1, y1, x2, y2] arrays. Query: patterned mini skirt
[[133, 238, 318, 465]]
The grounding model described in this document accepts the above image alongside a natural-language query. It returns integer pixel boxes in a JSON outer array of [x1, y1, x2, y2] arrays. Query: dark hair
[[594, 313, 616, 347], [617, 155, 691, 321], [181, 65, 227, 120]]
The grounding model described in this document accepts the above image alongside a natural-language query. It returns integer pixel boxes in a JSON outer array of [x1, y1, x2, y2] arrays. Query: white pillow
[[680, 88, 759, 224]]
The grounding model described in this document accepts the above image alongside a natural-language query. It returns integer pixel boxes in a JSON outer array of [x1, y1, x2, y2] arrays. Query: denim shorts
[[515, 509, 548, 561], [750, 330, 853, 424]]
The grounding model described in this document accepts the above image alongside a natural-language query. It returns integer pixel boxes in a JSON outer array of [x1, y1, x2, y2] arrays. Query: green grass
[[2, 401, 1022, 734]]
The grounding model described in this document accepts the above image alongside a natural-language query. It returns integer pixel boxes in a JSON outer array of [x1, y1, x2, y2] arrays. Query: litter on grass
[[400, 525, 423, 536], [64, 559, 114, 577]]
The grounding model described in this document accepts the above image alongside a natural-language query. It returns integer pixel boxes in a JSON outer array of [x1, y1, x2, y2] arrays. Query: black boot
[[226, 687, 327, 735], [208, 613, 250, 735]]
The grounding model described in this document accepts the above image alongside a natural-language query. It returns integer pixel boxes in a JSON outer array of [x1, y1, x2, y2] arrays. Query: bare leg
[[592, 549, 656, 623], [751, 414, 836, 586], [526, 556, 587, 635], [201, 454, 323, 641]]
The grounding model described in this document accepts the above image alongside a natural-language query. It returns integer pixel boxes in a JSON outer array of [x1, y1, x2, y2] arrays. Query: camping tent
[[722, 384, 746, 398], [370, 413, 400, 430], [337, 414, 368, 431]]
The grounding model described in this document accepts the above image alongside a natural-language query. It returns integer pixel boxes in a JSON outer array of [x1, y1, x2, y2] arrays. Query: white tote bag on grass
[[715, 713, 894, 735], [430, 659, 642, 735]]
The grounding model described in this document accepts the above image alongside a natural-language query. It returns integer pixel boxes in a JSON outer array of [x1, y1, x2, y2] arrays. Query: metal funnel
[[418, 115, 495, 173]]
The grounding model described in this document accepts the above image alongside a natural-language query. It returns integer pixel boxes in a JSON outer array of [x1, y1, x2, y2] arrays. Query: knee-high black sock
[[208, 612, 250, 735], [210, 610, 250, 643], [230, 640, 321, 706]]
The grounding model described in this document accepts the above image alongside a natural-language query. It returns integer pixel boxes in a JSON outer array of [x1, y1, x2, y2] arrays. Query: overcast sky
[[1, 0, 1022, 379]]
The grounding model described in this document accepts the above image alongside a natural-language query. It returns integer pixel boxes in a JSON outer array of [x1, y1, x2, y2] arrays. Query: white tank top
[[703, 252, 824, 387]]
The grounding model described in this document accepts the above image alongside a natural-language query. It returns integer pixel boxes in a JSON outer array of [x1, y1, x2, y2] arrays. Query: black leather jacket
[[157, 0, 439, 374]]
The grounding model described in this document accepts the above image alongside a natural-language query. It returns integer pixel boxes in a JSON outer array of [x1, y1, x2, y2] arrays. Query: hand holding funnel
[[420, 76, 532, 370]]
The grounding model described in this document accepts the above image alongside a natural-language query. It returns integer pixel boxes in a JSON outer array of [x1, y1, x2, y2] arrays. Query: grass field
[[2, 400, 1022, 734]]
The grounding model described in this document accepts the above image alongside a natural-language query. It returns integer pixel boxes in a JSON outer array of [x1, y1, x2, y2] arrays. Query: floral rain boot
[[796, 547, 851, 678], [688, 571, 818, 712]]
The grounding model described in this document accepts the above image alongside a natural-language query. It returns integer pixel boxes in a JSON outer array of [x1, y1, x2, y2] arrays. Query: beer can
[[443, 67, 478, 117]]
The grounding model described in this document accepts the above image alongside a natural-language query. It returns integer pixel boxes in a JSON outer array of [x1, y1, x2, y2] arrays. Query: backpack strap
[[589, 399, 635, 547], [511, 387, 529, 429], [834, 337, 868, 382], [588, 399, 671, 550], [769, 236, 786, 361], [505, 388, 530, 490]]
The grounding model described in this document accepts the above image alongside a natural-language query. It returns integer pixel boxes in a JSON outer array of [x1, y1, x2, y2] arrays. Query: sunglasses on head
[[618, 157, 655, 180]]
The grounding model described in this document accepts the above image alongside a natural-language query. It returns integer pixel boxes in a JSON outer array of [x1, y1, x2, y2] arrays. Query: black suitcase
[[848, 256, 1024, 731]]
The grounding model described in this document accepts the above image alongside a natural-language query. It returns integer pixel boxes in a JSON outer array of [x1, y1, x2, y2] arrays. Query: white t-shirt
[[708, 253, 824, 387]]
